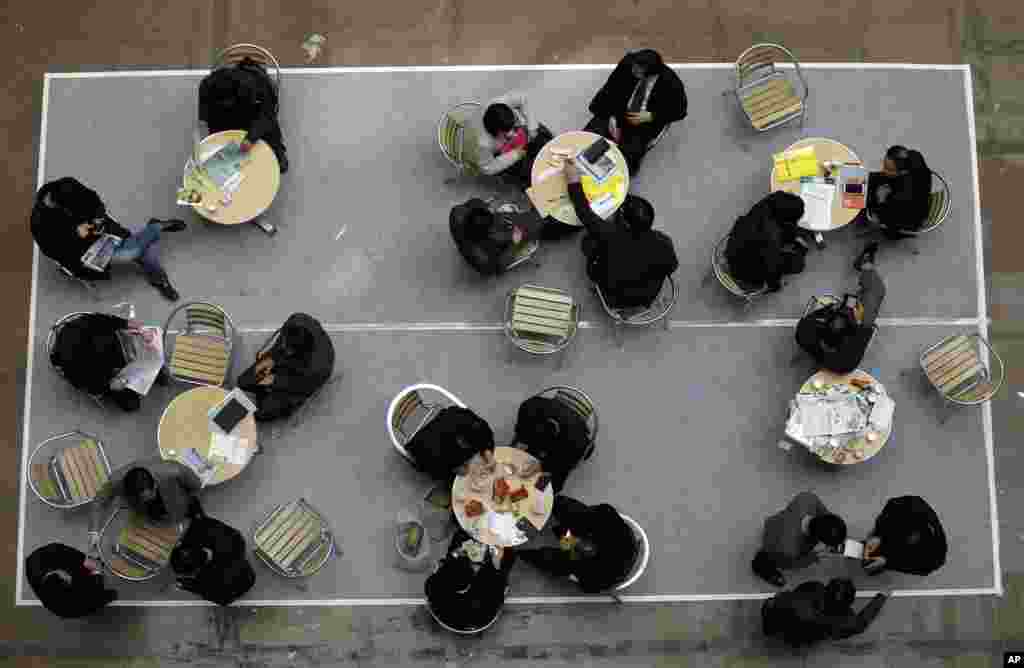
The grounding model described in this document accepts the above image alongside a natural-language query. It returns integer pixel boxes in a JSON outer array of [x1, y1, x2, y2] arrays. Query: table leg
[[253, 219, 277, 236]]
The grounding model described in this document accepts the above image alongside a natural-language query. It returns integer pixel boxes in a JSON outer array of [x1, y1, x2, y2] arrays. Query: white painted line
[[334, 224, 347, 241]]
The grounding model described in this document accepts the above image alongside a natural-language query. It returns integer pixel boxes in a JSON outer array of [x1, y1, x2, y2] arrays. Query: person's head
[[620, 195, 655, 232], [824, 578, 857, 615], [821, 308, 856, 348], [123, 467, 165, 521], [767, 191, 806, 225], [40, 177, 105, 219], [541, 417, 562, 440], [905, 530, 923, 547], [463, 207, 496, 243], [482, 103, 518, 142], [883, 145, 927, 175], [208, 73, 241, 111], [280, 322, 315, 357], [807, 513, 847, 549], [170, 545, 210, 576], [39, 569, 73, 600], [629, 49, 664, 79]]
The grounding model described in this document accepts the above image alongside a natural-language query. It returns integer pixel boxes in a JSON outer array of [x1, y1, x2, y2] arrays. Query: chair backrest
[[919, 170, 952, 234], [596, 275, 677, 326], [427, 598, 503, 635], [253, 498, 335, 578], [920, 333, 1004, 406], [712, 235, 768, 300], [505, 285, 579, 355], [214, 43, 281, 93], [437, 102, 482, 173], [28, 431, 111, 509], [614, 514, 650, 592], [386, 383, 468, 461], [735, 43, 806, 92], [533, 386, 599, 457], [163, 302, 235, 387]]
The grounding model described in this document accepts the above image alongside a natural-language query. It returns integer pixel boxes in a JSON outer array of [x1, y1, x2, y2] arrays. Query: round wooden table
[[184, 130, 281, 225], [769, 137, 862, 231], [531, 130, 629, 226], [785, 369, 893, 465], [157, 386, 258, 486], [452, 446, 554, 548]]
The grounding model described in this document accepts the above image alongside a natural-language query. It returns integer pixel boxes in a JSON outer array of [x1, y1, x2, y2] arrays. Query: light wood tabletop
[[529, 131, 629, 227], [185, 129, 281, 225], [770, 137, 863, 231]]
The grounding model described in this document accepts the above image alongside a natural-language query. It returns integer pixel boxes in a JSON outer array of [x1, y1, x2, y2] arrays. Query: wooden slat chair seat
[[734, 43, 808, 132], [164, 302, 234, 387], [111, 520, 179, 580], [253, 499, 334, 578], [505, 285, 579, 355], [712, 235, 769, 304], [920, 334, 1003, 406], [29, 433, 111, 508], [437, 102, 482, 174]]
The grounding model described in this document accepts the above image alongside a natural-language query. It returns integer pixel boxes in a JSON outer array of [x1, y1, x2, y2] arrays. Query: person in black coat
[[762, 578, 888, 647], [425, 529, 514, 632], [514, 395, 591, 493], [583, 49, 687, 174], [404, 406, 495, 481], [862, 145, 932, 239], [237, 313, 335, 422], [31, 178, 185, 300], [518, 496, 639, 593], [449, 198, 544, 276], [170, 505, 255, 607], [725, 192, 809, 292], [564, 160, 678, 309], [199, 57, 288, 172], [863, 496, 947, 576], [25, 543, 117, 618]]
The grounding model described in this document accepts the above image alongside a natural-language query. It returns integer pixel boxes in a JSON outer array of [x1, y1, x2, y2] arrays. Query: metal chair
[[53, 260, 98, 295], [213, 43, 281, 94], [920, 333, 1004, 421], [252, 498, 336, 578], [426, 559, 508, 634], [504, 285, 580, 357], [530, 386, 599, 460], [98, 507, 183, 582], [711, 235, 769, 309], [879, 170, 951, 237], [27, 431, 112, 509], [163, 302, 235, 387], [437, 102, 482, 175], [734, 43, 808, 132], [594, 275, 676, 346], [566, 513, 649, 603], [47, 312, 110, 407], [387, 383, 468, 465]]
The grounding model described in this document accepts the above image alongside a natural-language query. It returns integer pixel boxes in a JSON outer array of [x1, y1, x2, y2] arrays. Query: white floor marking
[[334, 224, 347, 241]]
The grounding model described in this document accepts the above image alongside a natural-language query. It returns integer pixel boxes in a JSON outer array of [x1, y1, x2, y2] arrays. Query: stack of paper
[[868, 394, 895, 432], [209, 432, 250, 466], [799, 181, 835, 230], [773, 146, 819, 181], [795, 395, 866, 438]]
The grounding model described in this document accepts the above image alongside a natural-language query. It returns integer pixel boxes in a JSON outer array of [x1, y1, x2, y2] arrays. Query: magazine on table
[[113, 327, 164, 396], [200, 141, 249, 190], [80, 234, 124, 272]]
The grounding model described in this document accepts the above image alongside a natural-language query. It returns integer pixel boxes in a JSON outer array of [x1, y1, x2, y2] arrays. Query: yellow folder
[[773, 146, 819, 182]]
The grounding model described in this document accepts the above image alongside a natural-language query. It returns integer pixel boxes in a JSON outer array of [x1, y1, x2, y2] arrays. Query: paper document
[[486, 511, 520, 541], [773, 146, 819, 181], [114, 327, 164, 396], [843, 539, 865, 559], [869, 394, 895, 432], [796, 394, 866, 438], [209, 432, 251, 467], [799, 181, 835, 231], [80, 234, 123, 273]]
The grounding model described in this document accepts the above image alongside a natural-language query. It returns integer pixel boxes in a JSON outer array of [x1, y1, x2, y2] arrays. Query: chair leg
[[611, 592, 624, 604], [614, 323, 625, 349], [662, 315, 671, 331], [252, 219, 277, 236]]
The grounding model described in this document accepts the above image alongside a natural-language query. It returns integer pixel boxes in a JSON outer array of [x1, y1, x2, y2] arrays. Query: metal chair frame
[[594, 275, 677, 345], [530, 385, 599, 460], [437, 102, 483, 175], [734, 43, 808, 132], [54, 260, 98, 294], [162, 301, 236, 387], [504, 285, 580, 356], [879, 170, 952, 237], [711, 234, 769, 309], [252, 498, 336, 578], [213, 43, 281, 99], [387, 383, 468, 465], [98, 507, 184, 582], [27, 430, 112, 509], [920, 333, 1004, 409]]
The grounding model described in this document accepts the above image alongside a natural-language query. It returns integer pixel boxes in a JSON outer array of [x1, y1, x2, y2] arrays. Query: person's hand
[[625, 111, 653, 126], [76, 222, 97, 239], [863, 556, 887, 573], [83, 558, 101, 574], [126, 319, 144, 332], [512, 226, 524, 244], [563, 158, 580, 184], [864, 537, 881, 558], [257, 373, 274, 386]]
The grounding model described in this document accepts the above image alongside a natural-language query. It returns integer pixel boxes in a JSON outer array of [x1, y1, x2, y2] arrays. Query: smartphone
[[534, 473, 552, 492], [844, 182, 864, 194], [581, 138, 610, 164]]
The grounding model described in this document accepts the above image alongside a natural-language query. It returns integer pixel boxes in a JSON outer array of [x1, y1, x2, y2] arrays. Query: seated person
[[25, 542, 117, 618], [199, 56, 288, 172], [50, 312, 167, 412], [404, 406, 495, 481], [795, 243, 887, 374], [752, 492, 847, 587], [424, 529, 515, 632], [583, 49, 687, 174], [31, 177, 185, 300], [514, 395, 590, 493], [449, 198, 543, 276], [473, 92, 554, 188], [725, 191, 808, 292], [237, 313, 335, 422], [862, 145, 932, 239], [564, 160, 679, 309], [88, 458, 203, 551], [170, 502, 255, 606], [863, 495, 947, 576], [519, 496, 639, 593], [762, 578, 888, 647]]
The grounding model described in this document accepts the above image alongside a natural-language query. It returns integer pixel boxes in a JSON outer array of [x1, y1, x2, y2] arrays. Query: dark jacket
[[199, 59, 279, 144], [762, 581, 887, 647], [569, 184, 678, 309], [514, 396, 590, 493], [871, 496, 947, 576], [867, 167, 932, 235], [31, 178, 130, 281], [237, 313, 335, 422], [726, 193, 805, 291], [405, 406, 495, 481], [449, 199, 541, 276], [425, 553, 510, 630], [795, 301, 874, 374], [756, 492, 830, 572], [50, 313, 141, 411], [25, 543, 117, 618], [588, 57, 688, 128], [172, 516, 255, 606], [90, 458, 203, 533]]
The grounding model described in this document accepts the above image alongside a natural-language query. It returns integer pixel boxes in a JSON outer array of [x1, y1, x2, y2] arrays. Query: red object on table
[[497, 128, 528, 154]]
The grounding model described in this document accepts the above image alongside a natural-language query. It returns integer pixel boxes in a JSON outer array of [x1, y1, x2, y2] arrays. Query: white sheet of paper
[[486, 511, 519, 541], [799, 182, 835, 231], [209, 432, 250, 466], [869, 394, 895, 432], [116, 327, 164, 396], [843, 539, 865, 559]]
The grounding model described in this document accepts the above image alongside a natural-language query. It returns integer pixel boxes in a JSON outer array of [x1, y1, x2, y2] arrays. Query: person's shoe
[[149, 274, 180, 301], [161, 219, 187, 233], [854, 242, 880, 271]]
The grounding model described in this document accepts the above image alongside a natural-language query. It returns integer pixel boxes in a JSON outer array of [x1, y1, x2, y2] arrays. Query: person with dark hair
[[169, 503, 255, 606], [425, 529, 515, 632], [518, 496, 639, 593], [49, 312, 167, 411], [474, 92, 554, 188], [236, 313, 336, 422], [583, 49, 688, 174], [513, 395, 590, 493], [564, 159, 678, 309], [762, 578, 888, 647], [88, 458, 203, 552], [404, 406, 495, 482], [448, 198, 544, 276], [726, 191, 810, 293], [795, 243, 887, 374], [752, 492, 847, 587], [25, 542, 117, 618], [863, 495, 947, 576], [861, 145, 932, 239], [31, 177, 185, 300], [199, 57, 288, 172]]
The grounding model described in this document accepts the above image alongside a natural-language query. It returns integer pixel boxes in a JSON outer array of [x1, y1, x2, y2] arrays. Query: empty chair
[[437, 102, 483, 175], [252, 498, 336, 578], [99, 507, 182, 582], [711, 234, 769, 308], [504, 284, 580, 356], [163, 302, 235, 387], [920, 333, 1004, 420], [28, 431, 112, 509], [734, 43, 808, 131]]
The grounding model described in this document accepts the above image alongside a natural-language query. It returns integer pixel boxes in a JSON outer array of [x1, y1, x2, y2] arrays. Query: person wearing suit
[[513, 395, 590, 493], [752, 492, 847, 587], [725, 192, 809, 293], [425, 529, 515, 632], [762, 578, 888, 647], [170, 503, 255, 606], [25, 542, 117, 618], [863, 495, 947, 576], [583, 49, 688, 174]]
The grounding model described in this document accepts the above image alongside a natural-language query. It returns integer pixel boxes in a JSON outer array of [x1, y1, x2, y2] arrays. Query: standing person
[[31, 177, 185, 300], [513, 394, 591, 493], [448, 198, 544, 276], [25, 542, 117, 618], [863, 496, 947, 576], [169, 503, 255, 606], [861, 145, 932, 239], [199, 57, 288, 172], [583, 49, 687, 174], [725, 192, 809, 293], [762, 578, 888, 647], [564, 160, 678, 309], [473, 92, 554, 189], [752, 492, 847, 587]]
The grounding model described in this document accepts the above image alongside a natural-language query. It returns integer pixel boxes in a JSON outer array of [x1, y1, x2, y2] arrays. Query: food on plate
[[464, 499, 485, 518], [493, 478, 511, 503], [850, 377, 872, 390], [510, 486, 529, 502]]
